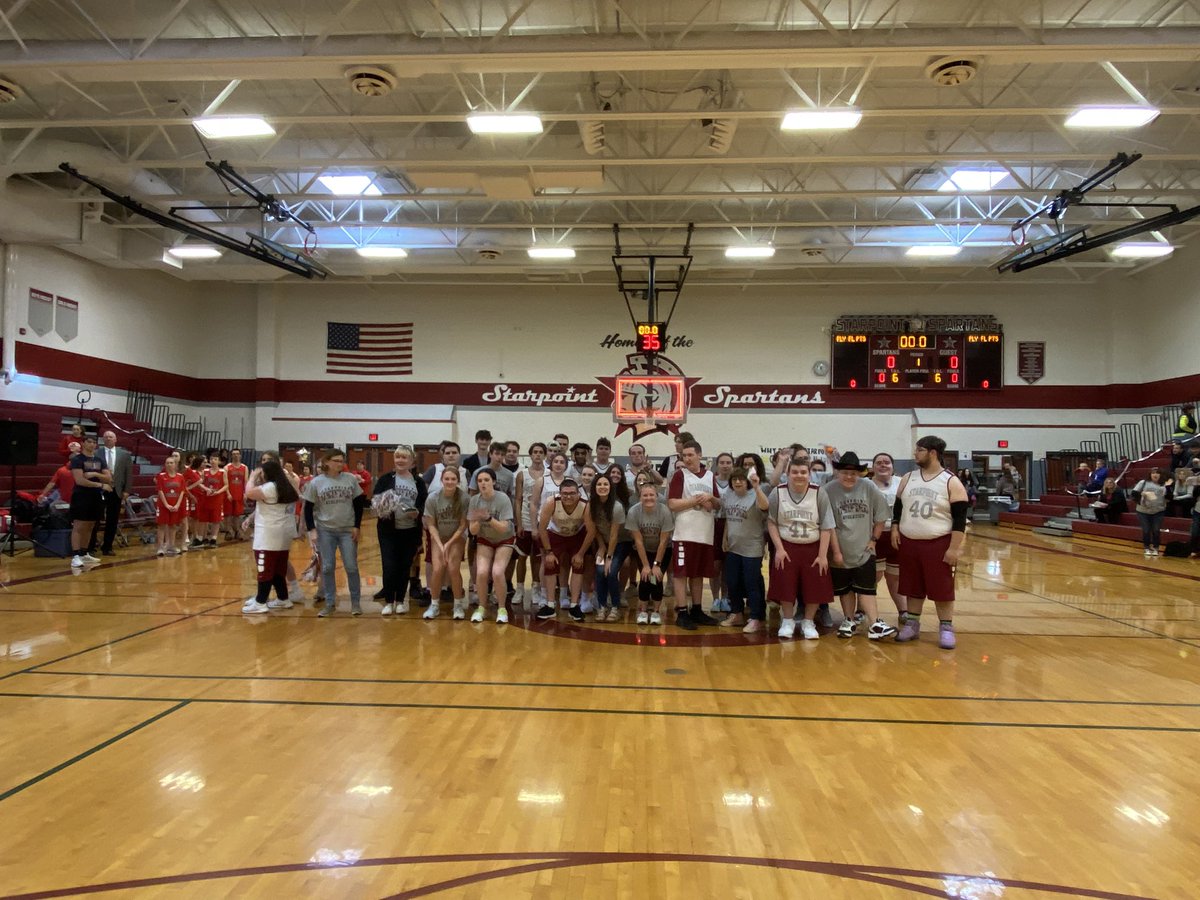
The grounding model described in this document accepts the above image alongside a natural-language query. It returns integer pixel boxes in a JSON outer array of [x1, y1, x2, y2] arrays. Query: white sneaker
[[1144, 548, 1152, 557], [242, 599, 270, 614], [452, 602, 467, 620], [395, 600, 410, 614], [1151, 548, 1160, 557], [156, 548, 165, 557], [380, 603, 395, 616], [800, 619, 820, 640], [267, 598, 293, 610], [70, 555, 84, 568], [778, 618, 796, 639], [82, 553, 101, 564], [470, 606, 485, 623], [636, 610, 649, 625], [649, 611, 662, 626], [513, 587, 525, 606], [423, 603, 440, 620], [497, 607, 509, 624]]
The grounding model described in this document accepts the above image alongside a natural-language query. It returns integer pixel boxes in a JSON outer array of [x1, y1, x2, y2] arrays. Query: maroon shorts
[[548, 531, 587, 573], [477, 535, 515, 550], [515, 530, 535, 557], [767, 540, 834, 606], [897, 533, 955, 601], [875, 532, 898, 567], [673, 540, 715, 579], [255, 549, 290, 585]]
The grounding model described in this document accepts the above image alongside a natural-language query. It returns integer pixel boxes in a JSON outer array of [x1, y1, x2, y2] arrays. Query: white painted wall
[[1107, 247, 1200, 387]]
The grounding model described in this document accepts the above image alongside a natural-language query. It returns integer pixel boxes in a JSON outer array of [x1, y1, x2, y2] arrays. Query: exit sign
[[368, 433, 379, 442], [997, 440, 1009, 449]]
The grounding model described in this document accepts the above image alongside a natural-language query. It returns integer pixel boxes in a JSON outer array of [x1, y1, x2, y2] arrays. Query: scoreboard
[[831, 330, 1003, 391]]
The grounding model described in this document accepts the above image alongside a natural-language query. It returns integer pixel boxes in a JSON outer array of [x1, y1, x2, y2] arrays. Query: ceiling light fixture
[[319, 175, 382, 196], [166, 245, 222, 259], [939, 169, 1009, 192], [356, 247, 408, 258], [192, 116, 275, 139], [725, 245, 775, 259], [527, 246, 575, 259], [906, 245, 962, 258], [1064, 106, 1159, 128], [466, 114, 544, 135], [1109, 242, 1174, 259], [780, 108, 862, 131]]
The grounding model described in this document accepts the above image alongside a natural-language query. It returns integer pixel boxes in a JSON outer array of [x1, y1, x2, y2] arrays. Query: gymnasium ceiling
[[1, 0, 1199, 286]]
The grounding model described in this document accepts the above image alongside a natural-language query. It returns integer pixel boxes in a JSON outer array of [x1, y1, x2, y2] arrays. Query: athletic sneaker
[[497, 607, 509, 624], [605, 606, 621, 622], [852, 610, 866, 626], [380, 603, 395, 616], [70, 555, 85, 568], [742, 619, 763, 634], [471, 606, 485, 623], [1151, 548, 1160, 557], [513, 587, 525, 607], [536, 605, 556, 621], [452, 602, 467, 620], [778, 618, 796, 639], [675, 609, 697, 631], [423, 603, 440, 620], [837, 618, 859, 639], [938, 623, 957, 649], [351, 605, 363, 617], [1144, 548, 1152, 557], [81, 553, 101, 564], [816, 605, 834, 629], [867, 620, 897, 641], [395, 600, 410, 615], [568, 605, 585, 622], [242, 599, 270, 614], [636, 610, 649, 625], [896, 619, 921, 642], [267, 598, 293, 610], [317, 606, 333, 617], [799, 619, 820, 640], [167, 549, 181, 557], [719, 615, 745, 628], [689, 607, 720, 627], [649, 611, 662, 626], [156, 548, 165, 557]]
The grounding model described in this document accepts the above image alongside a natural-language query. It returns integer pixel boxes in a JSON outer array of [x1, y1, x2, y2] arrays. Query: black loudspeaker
[[0, 421, 39, 466]]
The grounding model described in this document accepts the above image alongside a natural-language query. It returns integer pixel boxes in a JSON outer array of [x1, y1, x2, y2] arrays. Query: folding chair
[[122, 495, 158, 545]]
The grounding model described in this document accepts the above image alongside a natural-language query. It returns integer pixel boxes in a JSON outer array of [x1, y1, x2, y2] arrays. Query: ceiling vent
[[346, 66, 398, 98], [0, 78, 22, 103], [925, 58, 979, 87], [801, 247, 825, 257], [477, 248, 503, 261]]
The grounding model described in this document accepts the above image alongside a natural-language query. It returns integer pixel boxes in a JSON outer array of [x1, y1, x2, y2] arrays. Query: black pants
[[378, 524, 422, 603], [90, 490, 122, 553]]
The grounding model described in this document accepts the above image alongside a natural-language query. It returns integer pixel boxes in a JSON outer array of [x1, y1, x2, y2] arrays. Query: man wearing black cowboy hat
[[824, 452, 895, 640]]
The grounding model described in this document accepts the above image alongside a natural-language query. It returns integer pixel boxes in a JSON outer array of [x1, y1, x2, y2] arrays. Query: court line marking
[[0, 701, 188, 804], [1, 690, 1197, 733], [0, 850, 1155, 900], [0, 598, 246, 683], [22, 669, 1200, 708]]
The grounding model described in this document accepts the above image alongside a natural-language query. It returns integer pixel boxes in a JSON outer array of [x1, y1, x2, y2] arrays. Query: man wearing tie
[[97, 430, 133, 556]]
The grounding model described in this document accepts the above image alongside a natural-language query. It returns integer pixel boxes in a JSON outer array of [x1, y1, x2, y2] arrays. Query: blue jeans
[[1138, 511, 1164, 549], [725, 552, 765, 620], [595, 540, 632, 608], [318, 527, 361, 609]]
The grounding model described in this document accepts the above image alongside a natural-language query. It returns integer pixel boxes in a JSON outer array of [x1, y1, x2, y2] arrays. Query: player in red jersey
[[196, 452, 228, 548], [155, 455, 187, 556], [181, 453, 202, 551], [223, 449, 249, 540]]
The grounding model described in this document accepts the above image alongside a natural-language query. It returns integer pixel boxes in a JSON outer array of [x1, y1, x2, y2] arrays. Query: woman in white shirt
[[241, 459, 301, 614]]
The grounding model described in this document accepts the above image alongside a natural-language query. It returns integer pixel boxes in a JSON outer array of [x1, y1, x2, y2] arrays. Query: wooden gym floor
[[0, 523, 1197, 899]]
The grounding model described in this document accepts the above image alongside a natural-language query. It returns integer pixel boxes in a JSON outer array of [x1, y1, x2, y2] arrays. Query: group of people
[[228, 429, 968, 650], [48, 427, 132, 568]]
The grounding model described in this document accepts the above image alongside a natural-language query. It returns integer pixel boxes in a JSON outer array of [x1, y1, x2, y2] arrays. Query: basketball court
[[2, 4, 1200, 899]]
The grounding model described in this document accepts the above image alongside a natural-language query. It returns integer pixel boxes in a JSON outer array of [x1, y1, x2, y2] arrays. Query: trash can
[[988, 496, 1014, 523]]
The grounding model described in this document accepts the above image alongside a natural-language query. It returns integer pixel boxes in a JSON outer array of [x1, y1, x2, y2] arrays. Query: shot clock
[[635, 321, 666, 353]]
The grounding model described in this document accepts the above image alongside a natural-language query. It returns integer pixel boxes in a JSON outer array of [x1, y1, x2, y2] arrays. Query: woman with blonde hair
[[372, 445, 427, 616], [424, 467, 469, 619]]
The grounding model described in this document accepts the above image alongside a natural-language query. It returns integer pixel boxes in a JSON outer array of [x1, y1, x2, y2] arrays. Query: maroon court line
[[0, 851, 1156, 900]]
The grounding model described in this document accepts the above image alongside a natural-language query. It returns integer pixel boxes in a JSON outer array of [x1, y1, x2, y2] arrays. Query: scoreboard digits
[[636, 321, 666, 353], [831, 332, 1003, 391]]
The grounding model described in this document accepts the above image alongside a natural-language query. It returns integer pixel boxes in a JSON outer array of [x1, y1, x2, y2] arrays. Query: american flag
[[326, 322, 413, 376]]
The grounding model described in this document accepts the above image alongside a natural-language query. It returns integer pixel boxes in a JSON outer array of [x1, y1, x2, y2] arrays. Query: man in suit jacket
[[97, 430, 133, 555]]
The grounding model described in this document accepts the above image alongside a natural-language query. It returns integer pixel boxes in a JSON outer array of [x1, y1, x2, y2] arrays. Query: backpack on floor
[[1163, 540, 1190, 558]]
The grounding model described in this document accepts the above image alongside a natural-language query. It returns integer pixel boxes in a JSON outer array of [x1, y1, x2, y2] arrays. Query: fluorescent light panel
[[192, 116, 275, 139], [319, 175, 382, 196], [1064, 106, 1159, 128], [527, 246, 575, 259], [467, 114, 543, 135], [906, 245, 962, 258], [1110, 242, 1173, 259], [166, 245, 222, 259], [725, 245, 775, 259], [356, 247, 408, 259], [939, 169, 1009, 192], [780, 108, 862, 130]]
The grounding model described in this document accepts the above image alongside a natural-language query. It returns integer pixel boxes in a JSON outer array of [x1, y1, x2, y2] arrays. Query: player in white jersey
[[666, 439, 721, 630], [513, 441, 547, 608], [536, 478, 594, 621], [870, 452, 908, 630], [767, 459, 835, 639], [890, 435, 969, 649]]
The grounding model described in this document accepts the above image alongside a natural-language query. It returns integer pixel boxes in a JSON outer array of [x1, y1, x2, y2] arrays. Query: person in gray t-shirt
[[302, 450, 364, 616], [626, 483, 675, 624], [824, 452, 893, 640], [468, 446, 517, 500], [719, 466, 770, 630], [467, 468, 516, 623]]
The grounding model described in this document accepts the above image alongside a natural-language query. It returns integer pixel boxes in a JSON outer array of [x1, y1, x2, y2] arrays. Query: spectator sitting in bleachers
[[994, 468, 1021, 511], [1074, 461, 1092, 492], [1091, 478, 1128, 524], [1170, 441, 1188, 472], [1085, 458, 1109, 492]]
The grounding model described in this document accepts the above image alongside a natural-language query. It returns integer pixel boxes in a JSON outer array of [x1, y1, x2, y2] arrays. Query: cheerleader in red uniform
[[223, 448, 249, 540], [155, 455, 187, 556], [197, 452, 228, 548]]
